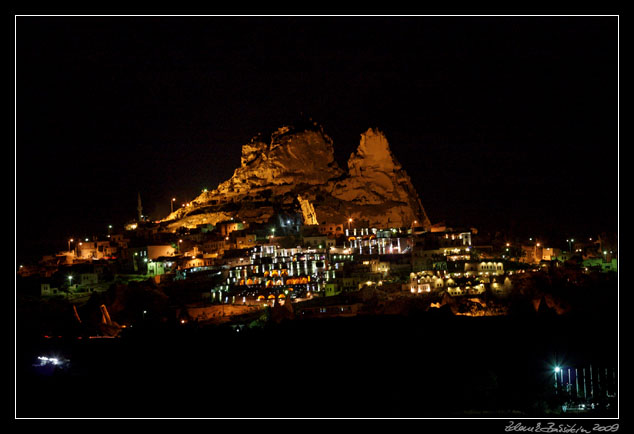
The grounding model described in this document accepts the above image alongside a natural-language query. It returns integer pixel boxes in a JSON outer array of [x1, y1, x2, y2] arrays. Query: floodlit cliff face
[[162, 122, 431, 230], [213, 125, 344, 198], [327, 128, 429, 228]]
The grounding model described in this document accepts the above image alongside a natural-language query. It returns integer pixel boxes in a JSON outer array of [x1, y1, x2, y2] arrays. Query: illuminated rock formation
[[297, 195, 319, 226], [161, 122, 431, 230], [327, 128, 430, 228], [211, 124, 343, 198]]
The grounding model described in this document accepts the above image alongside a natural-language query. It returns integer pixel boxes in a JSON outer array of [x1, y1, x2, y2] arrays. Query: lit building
[[344, 227, 412, 255], [76, 240, 118, 260], [520, 243, 560, 264], [303, 234, 332, 248], [234, 233, 257, 248], [464, 261, 504, 276], [582, 257, 618, 273], [408, 265, 512, 296], [318, 223, 344, 236], [214, 244, 358, 302], [411, 229, 475, 271], [216, 220, 245, 237], [202, 237, 231, 255]]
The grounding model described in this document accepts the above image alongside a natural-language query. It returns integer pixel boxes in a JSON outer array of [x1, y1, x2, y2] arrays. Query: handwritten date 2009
[[505, 421, 619, 433]]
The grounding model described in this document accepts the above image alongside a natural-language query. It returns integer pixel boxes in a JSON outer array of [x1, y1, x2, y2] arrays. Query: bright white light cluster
[[38, 356, 60, 365]]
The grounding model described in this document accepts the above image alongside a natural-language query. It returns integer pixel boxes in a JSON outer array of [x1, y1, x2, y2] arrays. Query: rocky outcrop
[[161, 122, 431, 230], [213, 124, 344, 198], [327, 128, 430, 228]]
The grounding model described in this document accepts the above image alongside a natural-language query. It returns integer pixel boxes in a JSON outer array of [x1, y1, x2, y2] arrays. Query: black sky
[[16, 15, 618, 262]]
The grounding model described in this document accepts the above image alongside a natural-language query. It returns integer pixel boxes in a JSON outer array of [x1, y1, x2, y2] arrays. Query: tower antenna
[[137, 192, 143, 221]]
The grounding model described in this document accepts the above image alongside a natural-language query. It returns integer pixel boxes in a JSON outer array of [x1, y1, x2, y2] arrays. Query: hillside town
[[17, 209, 618, 327], [15, 15, 618, 420]]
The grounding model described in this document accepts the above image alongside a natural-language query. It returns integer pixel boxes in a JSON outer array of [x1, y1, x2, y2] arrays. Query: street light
[[554, 366, 561, 395], [348, 218, 353, 230], [68, 238, 74, 252], [171, 198, 176, 213]]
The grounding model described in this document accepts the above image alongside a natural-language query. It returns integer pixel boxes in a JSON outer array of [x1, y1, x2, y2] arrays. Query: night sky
[[16, 15, 618, 262]]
